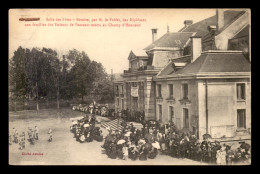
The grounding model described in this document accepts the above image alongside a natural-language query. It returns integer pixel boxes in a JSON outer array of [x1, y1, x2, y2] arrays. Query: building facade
[[114, 9, 251, 140]]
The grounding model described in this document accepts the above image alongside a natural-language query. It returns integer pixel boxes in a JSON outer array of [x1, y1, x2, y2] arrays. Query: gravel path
[[9, 109, 208, 165]]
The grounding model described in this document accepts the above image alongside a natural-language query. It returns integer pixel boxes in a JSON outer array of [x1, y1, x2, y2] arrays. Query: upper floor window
[[182, 84, 188, 99], [121, 85, 124, 94], [157, 84, 162, 98], [168, 84, 173, 98], [117, 98, 120, 106], [139, 60, 143, 67], [116, 85, 119, 94], [237, 83, 246, 100]]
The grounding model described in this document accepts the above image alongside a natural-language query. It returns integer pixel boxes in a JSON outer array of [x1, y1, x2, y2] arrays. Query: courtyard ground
[[8, 108, 237, 165]]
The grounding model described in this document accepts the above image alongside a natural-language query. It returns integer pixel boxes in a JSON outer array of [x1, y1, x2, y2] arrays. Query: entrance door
[[132, 97, 138, 110]]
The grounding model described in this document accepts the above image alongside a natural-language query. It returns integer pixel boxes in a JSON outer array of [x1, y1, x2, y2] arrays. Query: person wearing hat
[[139, 144, 148, 161], [226, 145, 235, 165], [122, 143, 128, 160], [34, 126, 39, 140], [48, 128, 53, 142], [9, 133, 12, 145], [194, 142, 202, 161], [130, 129, 137, 143], [27, 128, 34, 145], [129, 142, 139, 161], [18, 134, 23, 150], [86, 132, 93, 142], [109, 142, 117, 159], [14, 128, 19, 144]]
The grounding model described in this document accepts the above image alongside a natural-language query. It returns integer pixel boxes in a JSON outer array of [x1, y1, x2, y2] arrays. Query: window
[[157, 84, 162, 98], [121, 85, 124, 94], [158, 105, 162, 121], [237, 83, 246, 100], [169, 106, 174, 122], [121, 99, 124, 109], [116, 85, 119, 94], [117, 98, 120, 106], [168, 84, 173, 98], [182, 84, 188, 99], [237, 109, 246, 129], [139, 60, 143, 67], [183, 108, 189, 128]]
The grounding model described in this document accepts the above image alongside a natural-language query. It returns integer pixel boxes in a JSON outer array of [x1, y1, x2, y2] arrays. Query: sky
[[9, 9, 217, 74]]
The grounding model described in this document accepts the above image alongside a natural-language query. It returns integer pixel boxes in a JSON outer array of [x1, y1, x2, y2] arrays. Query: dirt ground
[[9, 108, 209, 165]]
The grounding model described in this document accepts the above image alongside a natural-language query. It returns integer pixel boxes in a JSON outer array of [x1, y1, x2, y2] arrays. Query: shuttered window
[[168, 84, 173, 98], [182, 84, 188, 99], [237, 83, 245, 100], [157, 84, 162, 98], [183, 108, 189, 128], [237, 109, 246, 129]]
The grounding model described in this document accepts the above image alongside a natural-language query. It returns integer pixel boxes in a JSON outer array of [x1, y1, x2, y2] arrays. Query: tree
[[9, 46, 27, 111], [42, 48, 61, 109]]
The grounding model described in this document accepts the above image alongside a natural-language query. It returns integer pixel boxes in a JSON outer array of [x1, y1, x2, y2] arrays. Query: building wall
[[197, 78, 251, 140], [114, 83, 125, 112], [155, 79, 199, 132], [155, 78, 251, 140]]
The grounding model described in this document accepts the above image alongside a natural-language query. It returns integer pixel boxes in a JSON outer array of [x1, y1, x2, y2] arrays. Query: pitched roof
[[231, 24, 249, 40], [157, 56, 191, 76], [131, 49, 148, 57], [144, 32, 195, 50], [173, 51, 251, 75], [180, 10, 246, 37]]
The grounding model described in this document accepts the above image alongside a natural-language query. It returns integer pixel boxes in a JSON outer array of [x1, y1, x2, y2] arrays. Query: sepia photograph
[[8, 8, 251, 165]]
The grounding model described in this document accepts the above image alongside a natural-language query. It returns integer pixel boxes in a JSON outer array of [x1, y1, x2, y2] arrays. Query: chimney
[[151, 28, 158, 43], [216, 9, 224, 31], [184, 20, 193, 27], [190, 36, 202, 62]]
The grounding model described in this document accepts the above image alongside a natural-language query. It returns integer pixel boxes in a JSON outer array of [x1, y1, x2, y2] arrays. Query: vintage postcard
[[8, 8, 251, 165]]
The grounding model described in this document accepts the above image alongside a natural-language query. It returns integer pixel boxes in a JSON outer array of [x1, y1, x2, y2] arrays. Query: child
[[122, 143, 128, 160], [48, 128, 53, 142]]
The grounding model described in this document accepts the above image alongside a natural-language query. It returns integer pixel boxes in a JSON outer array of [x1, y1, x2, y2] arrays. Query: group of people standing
[[141, 121, 251, 165], [101, 123, 160, 161], [9, 126, 54, 150], [101, 120, 251, 164], [119, 109, 145, 123], [9, 126, 39, 150], [70, 114, 103, 143]]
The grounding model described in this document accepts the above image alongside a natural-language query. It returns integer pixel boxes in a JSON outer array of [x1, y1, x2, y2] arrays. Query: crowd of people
[[70, 114, 103, 143], [72, 103, 115, 117], [101, 120, 251, 164], [120, 109, 145, 123], [101, 122, 160, 161]]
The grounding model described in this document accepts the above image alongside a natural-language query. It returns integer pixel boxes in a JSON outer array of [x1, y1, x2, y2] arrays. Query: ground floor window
[[237, 109, 246, 129], [183, 108, 189, 128], [117, 98, 120, 106], [158, 105, 162, 122], [121, 99, 124, 109], [169, 106, 174, 122]]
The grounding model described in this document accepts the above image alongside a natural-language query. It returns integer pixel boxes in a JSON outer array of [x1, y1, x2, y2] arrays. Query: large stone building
[[114, 9, 251, 140]]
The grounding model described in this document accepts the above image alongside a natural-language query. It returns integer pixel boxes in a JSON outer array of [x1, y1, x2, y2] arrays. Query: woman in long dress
[[139, 145, 147, 161]]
